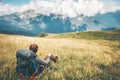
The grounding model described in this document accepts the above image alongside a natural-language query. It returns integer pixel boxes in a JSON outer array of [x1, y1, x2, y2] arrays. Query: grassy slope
[[46, 30, 120, 40], [0, 30, 120, 80]]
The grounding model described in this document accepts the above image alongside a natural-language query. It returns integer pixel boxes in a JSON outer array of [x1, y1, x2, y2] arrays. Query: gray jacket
[[34, 55, 48, 66], [16, 49, 48, 66]]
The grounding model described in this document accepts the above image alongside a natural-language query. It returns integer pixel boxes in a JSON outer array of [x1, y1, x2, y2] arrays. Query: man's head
[[29, 44, 38, 53]]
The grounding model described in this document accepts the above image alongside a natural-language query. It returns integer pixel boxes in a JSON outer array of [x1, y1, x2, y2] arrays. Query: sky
[[1, 0, 120, 7], [0, 0, 120, 17], [2, 0, 30, 6]]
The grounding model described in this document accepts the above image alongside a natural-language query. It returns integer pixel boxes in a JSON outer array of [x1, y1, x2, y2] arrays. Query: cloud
[[100, 0, 120, 13], [0, 0, 120, 18], [28, 0, 104, 17], [40, 22, 46, 29], [0, 4, 17, 16]]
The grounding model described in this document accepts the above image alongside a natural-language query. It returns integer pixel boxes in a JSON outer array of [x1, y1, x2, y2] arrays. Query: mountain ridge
[[44, 29, 120, 41], [0, 10, 120, 36]]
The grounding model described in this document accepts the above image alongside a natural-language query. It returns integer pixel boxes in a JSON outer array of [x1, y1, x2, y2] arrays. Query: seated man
[[16, 44, 58, 78]]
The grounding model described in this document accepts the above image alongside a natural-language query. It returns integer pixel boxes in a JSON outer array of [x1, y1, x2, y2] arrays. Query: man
[[28, 44, 51, 77], [16, 44, 52, 78], [29, 43, 51, 66]]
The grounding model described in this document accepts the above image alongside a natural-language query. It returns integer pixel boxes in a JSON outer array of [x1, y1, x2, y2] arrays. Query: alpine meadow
[[0, 30, 120, 80]]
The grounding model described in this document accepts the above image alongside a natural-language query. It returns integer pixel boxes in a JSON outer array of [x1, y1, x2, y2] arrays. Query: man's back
[[16, 48, 47, 76], [16, 49, 36, 76], [16, 49, 35, 59]]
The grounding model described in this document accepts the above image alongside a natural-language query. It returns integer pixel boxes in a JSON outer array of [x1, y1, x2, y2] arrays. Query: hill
[[44, 30, 120, 41], [0, 30, 120, 80]]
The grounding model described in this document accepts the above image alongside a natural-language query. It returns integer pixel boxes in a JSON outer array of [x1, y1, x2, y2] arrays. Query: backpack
[[16, 49, 37, 76]]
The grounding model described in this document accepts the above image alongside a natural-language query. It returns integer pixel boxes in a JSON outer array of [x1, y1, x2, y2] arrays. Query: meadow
[[0, 30, 120, 80]]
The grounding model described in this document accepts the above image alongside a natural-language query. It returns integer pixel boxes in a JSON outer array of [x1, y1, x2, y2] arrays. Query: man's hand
[[50, 55, 58, 63]]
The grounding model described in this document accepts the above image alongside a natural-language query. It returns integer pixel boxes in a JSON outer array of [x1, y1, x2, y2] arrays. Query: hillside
[[0, 30, 120, 80], [45, 30, 120, 40]]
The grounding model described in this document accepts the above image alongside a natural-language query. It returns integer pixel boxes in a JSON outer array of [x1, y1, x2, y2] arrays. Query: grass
[[0, 30, 120, 80], [46, 30, 120, 41]]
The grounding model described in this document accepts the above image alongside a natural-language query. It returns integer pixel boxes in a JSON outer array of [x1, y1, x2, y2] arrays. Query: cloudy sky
[[0, 0, 120, 17]]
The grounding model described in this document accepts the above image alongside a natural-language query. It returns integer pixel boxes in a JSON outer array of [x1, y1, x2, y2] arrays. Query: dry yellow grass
[[0, 33, 120, 80]]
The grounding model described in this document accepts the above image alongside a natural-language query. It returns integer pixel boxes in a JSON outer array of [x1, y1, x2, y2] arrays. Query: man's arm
[[34, 55, 50, 66]]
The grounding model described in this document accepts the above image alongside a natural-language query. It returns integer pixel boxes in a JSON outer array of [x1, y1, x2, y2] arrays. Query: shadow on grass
[[0, 60, 120, 80], [96, 61, 120, 80]]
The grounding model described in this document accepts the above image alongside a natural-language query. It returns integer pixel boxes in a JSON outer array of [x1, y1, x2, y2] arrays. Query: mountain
[[0, 10, 120, 36]]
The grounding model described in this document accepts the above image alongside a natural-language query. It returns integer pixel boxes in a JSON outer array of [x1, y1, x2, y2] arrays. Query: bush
[[38, 33, 48, 37]]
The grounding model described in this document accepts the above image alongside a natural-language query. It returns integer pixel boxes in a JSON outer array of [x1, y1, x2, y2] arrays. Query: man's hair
[[29, 44, 38, 53]]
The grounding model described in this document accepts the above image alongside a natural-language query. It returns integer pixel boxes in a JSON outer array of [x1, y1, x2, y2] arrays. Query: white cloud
[[0, 0, 120, 18], [100, 0, 120, 13], [0, 4, 16, 16], [40, 22, 46, 29]]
